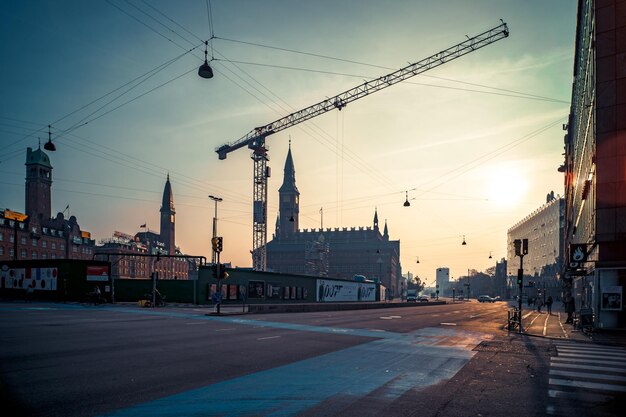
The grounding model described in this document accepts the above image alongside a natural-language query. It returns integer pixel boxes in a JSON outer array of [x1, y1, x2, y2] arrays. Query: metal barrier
[[507, 307, 521, 332]]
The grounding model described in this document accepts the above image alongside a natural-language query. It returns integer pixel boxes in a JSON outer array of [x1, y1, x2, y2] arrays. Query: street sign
[[570, 243, 588, 264]]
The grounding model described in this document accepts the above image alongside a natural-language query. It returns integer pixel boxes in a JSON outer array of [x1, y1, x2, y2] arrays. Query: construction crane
[[216, 21, 509, 271]]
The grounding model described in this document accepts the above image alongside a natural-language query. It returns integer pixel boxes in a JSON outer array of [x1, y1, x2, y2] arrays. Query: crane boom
[[216, 22, 509, 271], [216, 21, 508, 160]]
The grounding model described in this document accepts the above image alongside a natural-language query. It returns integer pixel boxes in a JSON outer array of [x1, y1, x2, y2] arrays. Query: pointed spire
[[383, 219, 389, 239], [373, 208, 379, 230], [161, 174, 175, 214], [279, 141, 298, 193]]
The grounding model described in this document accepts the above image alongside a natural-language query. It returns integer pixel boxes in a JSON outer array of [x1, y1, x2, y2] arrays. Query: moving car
[[406, 289, 417, 302], [478, 295, 495, 303], [417, 295, 429, 302]]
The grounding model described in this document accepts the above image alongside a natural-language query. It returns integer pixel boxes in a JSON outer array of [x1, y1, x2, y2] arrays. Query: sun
[[485, 165, 528, 208]]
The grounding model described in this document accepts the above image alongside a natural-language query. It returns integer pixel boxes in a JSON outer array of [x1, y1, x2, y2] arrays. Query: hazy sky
[[0, 0, 577, 284]]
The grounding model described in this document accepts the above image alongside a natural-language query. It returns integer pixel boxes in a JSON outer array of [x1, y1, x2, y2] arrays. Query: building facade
[[562, 0, 626, 329], [0, 147, 96, 262], [94, 177, 192, 280], [266, 146, 403, 296], [507, 193, 564, 297]]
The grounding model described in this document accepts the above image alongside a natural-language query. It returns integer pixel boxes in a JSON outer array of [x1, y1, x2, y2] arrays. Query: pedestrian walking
[[536, 296, 543, 313], [546, 295, 553, 314], [25, 281, 34, 302], [565, 295, 576, 324]]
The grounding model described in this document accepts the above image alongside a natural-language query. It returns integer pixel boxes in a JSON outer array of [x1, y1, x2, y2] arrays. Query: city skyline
[[0, 1, 577, 280]]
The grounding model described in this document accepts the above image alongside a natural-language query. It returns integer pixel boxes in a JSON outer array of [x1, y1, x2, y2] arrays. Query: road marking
[[555, 342, 626, 351], [549, 377, 626, 392], [551, 361, 626, 373], [556, 346, 626, 356], [257, 336, 281, 341], [550, 369, 626, 382], [215, 328, 235, 332], [542, 313, 549, 336], [551, 356, 626, 367], [440, 323, 457, 326], [557, 352, 626, 361]]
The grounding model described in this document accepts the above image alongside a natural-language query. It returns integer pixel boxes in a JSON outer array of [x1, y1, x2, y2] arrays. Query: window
[[0, 247, 3, 256], [32, 251, 37, 259], [42, 253, 47, 259], [21, 236, 27, 245], [72, 245, 77, 253], [21, 249, 27, 258], [0, 232, 3, 241], [60, 243, 65, 250], [51, 242, 56, 250], [10, 248, 14, 257], [42, 240, 47, 248], [10, 234, 14, 243], [32, 238, 37, 246], [51, 253, 56, 259]]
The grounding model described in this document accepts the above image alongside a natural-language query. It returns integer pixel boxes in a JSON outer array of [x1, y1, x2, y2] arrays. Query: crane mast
[[216, 22, 509, 271]]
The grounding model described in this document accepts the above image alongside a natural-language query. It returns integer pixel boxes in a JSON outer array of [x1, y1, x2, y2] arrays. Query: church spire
[[279, 140, 298, 193], [278, 141, 300, 238], [160, 174, 176, 254], [373, 208, 379, 231], [383, 219, 389, 240]]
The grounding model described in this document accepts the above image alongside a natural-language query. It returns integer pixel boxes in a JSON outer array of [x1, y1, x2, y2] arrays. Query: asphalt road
[[3, 300, 622, 417]]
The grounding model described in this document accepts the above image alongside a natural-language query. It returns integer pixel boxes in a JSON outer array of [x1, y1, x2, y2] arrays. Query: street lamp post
[[209, 195, 223, 265]]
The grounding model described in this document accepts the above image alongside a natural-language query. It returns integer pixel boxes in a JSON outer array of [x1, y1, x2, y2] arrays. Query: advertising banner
[[248, 281, 265, 299], [316, 279, 376, 302], [1, 267, 57, 290], [86, 265, 109, 282], [601, 286, 622, 311]]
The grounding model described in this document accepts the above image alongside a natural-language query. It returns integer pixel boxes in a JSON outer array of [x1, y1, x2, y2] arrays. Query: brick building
[[0, 147, 95, 262]]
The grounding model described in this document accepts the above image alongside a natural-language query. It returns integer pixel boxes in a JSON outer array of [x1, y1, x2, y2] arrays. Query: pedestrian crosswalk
[[546, 342, 626, 416]]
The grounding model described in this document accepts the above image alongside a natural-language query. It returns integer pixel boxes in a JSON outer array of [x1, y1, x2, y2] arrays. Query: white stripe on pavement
[[550, 369, 626, 382], [549, 378, 626, 392], [555, 344, 626, 354], [551, 357, 626, 367], [557, 348, 626, 358], [551, 361, 626, 373], [557, 352, 626, 361]]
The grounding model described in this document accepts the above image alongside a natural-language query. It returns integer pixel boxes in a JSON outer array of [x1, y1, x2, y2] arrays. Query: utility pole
[[514, 238, 528, 333], [209, 195, 222, 265]]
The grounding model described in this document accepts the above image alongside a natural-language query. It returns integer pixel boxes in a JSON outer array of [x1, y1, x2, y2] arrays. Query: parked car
[[478, 295, 495, 303], [417, 295, 429, 302]]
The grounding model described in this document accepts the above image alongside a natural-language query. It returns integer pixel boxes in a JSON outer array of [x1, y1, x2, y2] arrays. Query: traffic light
[[220, 265, 229, 280], [212, 237, 223, 253], [522, 238, 529, 255], [517, 268, 523, 286], [514, 239, 522, 256]]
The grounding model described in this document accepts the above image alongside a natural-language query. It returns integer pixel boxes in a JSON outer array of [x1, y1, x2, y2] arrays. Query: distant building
[[0, 147, 95, 262], [94, 176, 192, 280], [562, 0, 626, 329], [507, 193, 564, 298], [265, 145, 403, 296], [436, 267, 450, 295]]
